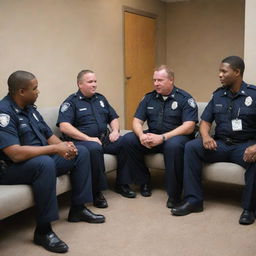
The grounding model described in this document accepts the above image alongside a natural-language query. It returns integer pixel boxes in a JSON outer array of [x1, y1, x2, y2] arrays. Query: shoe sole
[[93, 203, 108, 208], [171, 206, 204, 216], [68, 217, 105, 223], [34, 238, 68, 253]]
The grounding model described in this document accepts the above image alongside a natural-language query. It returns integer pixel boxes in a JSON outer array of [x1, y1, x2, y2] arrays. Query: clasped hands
[[139, 133, 163, 148], [58, 141, 78, 160]]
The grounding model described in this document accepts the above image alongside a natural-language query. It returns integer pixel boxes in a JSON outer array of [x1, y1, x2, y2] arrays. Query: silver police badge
[[188, 98, 196, 108], [0, 113, 10, 127], [61, 102, 70, 112], [245, 96, 252, 107], [100, 100, 105, 108], [171, 101, 178, 110]]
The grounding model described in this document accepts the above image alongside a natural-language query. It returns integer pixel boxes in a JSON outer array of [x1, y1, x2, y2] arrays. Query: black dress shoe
[[140, 184, 152, 197], [239, 210, 255, 225], [34, 230, 69, 253], [68, 207, 105, 223], [166, 197, 181, 209], [93, 192, 108, 208], [171, 201, 203, 216], [115, 184, 136, 198]]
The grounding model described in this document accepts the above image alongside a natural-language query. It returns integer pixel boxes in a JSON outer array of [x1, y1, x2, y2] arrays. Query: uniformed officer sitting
[[0, 71, 105, 253], [172, 56, 256, 225], [121, 65, 198, 207], [57, 70, 135, 205]]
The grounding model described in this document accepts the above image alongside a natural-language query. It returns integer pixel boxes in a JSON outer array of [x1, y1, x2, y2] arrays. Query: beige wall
[[244, 0, 256, 84], [166, 0, 245, 102], [0, 0, 166, 128]]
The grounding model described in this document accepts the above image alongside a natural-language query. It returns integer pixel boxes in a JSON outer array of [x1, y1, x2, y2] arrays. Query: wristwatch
[[162, 134, 166, 142]]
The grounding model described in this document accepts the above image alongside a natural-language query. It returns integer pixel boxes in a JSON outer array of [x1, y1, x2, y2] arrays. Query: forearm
[[59, 122, 89, 141], [132, 118, 144, 138], [109, 119, 119, 132], [199, 120, 212, 139], [163, 121, 196, 140], [3, 144, 59, 163], [47, 134, 62, 145]]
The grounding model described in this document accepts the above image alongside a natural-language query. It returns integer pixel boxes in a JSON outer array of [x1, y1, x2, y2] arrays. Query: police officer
[[172, 56, 256, 225], [57, 70, 135, 206], [121, 65, 198, 207], [0, 71, 105, 253]]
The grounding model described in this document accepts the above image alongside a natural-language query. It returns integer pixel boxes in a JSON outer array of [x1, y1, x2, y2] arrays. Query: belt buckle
[[225, 138, 233, 146]]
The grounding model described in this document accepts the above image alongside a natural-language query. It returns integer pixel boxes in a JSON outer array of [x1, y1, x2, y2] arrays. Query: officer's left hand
[[243, 145, 256, 162], [146, 133, 163, 147], [109, 130, 120, 143]]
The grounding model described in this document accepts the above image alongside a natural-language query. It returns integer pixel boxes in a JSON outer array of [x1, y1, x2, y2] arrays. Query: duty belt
[[218, 136, 245, 146]]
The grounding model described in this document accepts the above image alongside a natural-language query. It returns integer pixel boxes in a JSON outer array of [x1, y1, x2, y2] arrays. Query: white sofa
[[0, 103, 245, 220]]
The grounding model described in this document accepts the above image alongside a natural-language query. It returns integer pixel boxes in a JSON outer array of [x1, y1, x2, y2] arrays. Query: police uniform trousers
[[122, 132, 191, 201], [75, 136, 128, 195], [184, 138, 256, 210], [0, 145, 93, 224]]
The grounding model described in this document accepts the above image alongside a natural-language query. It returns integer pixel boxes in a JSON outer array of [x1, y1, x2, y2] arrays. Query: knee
[[164, 138, 184, 152], [185, 139, 202, 154], [76, 145, 90, 157], [123, 132, 139, 146], [28, 156, 56, 178]]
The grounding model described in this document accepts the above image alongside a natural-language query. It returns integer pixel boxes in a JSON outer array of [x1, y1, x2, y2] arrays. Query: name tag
[[79, 108, 87, 111], [231, 119, 242, 131]]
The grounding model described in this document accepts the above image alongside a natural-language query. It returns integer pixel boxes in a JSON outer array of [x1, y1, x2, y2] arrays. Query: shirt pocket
[[239, 106, 256, 116], [76, 108, 93, 123], [146, 108, 159, 122], [165, 109, 182, 125], [213, 106, 228, 122], [98, 108, 109, 123], [18, 124, 33, 144]]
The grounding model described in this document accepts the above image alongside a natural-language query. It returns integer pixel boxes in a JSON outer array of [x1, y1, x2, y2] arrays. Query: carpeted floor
[[1, 169, 256, 256]]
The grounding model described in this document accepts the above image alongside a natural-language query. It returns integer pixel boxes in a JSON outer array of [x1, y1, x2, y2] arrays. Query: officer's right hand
[[139, 134, 151, 148], [202, 135, 217, 150]]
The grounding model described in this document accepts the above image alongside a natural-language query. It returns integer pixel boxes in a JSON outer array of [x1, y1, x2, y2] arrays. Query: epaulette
[[246, 84, 256, 90], [174, 87, 191, 98], [145, 90, 155, 96], [213, 86, 224, 94]]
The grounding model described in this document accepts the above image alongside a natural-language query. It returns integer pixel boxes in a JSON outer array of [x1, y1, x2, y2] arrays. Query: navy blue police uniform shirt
[[201, 81, 256, 141], [0, 95, 53, 162], [57, 90, 119, 138], [135, 87, 198, 134]]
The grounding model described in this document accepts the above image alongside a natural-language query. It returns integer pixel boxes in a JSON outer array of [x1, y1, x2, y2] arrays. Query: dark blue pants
[[0, 145, 93, 224], [184, 138, 256, 210], [75, 136, 128, 194], [121, 132, 191, 201]]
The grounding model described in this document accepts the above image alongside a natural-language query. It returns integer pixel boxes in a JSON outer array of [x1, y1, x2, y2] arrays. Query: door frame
[[122, 6, 157, 128]]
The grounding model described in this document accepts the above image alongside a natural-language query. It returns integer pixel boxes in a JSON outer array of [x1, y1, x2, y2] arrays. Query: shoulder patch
[[61, 102, 70, 113], [188, 98, 197, 108], [0, 113, 10, 127]]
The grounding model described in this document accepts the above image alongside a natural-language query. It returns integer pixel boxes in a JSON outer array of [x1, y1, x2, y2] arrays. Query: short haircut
[[154, 65, 174, 79], [221, 56, 245, 77], [8, 71, 36, 96], [77, 70, 94, 83]]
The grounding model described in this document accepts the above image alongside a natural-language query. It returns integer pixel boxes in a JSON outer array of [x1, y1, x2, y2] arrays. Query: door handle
[[126, 76, 132, 80]]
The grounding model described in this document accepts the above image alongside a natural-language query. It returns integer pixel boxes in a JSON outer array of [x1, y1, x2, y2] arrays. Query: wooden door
[[124, 11, 156, 129]]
